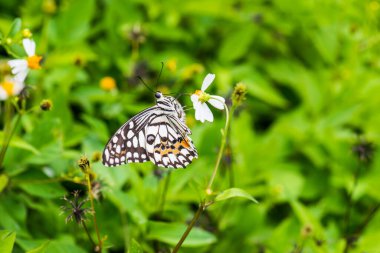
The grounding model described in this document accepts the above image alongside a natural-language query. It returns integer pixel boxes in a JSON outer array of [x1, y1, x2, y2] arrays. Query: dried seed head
[[232, 82, 247, 108], [78, 155, 90, 173], [61, 190, 91, 224], [352, 139, 375, 163], [128, 24, 146, 44]]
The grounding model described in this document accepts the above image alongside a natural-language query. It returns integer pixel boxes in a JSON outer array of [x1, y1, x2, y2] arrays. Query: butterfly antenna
[[183, 107, 193, 112], [138, 76, 155, 93], [175, 92, 191, 100], [155, 62, 164, 90]]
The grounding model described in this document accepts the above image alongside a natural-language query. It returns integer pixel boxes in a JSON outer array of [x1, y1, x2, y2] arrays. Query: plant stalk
[[158, 170, 171, 214], [81, 220, 96, 249], [0, 100, 21, 169], [172, 202, 205, 253], [85, 171, 102, 252], [206, 103, 230, 194]]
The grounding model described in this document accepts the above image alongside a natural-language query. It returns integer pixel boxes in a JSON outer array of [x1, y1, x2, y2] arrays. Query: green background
[[1, 0, 380, 252]]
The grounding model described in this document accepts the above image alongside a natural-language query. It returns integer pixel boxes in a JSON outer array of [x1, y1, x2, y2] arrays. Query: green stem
[[206, 103, 230, 194], [81, 220, 96, 250], [158, 171, 171, 214], [85, 172, 102, 252], [0, 100, 21, 169], [172, 202, 206, 253], [227, 106, 235, 188]]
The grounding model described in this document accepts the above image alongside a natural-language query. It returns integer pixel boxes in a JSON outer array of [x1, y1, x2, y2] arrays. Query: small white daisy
[[0, 77, 25, 100], [191, 73, 225, 123], [8, 38, 42, 82]]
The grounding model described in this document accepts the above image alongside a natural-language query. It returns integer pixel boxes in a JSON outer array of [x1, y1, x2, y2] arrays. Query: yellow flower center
[[100, 76, 116, 91], [194, 90, 210, 103], [1, 80, 15, 96], [27, 55, 42, 69]]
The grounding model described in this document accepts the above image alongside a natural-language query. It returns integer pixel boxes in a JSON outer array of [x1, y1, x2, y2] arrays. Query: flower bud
[[40, 99, 53, 111], [22, 29, 32, 38], [232, 82, 247, 108]]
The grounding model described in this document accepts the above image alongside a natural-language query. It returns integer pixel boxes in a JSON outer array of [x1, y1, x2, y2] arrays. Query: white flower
[[0, 76, 25, 100], [191, 73, 225, 123], [8, 39, 42, 82]]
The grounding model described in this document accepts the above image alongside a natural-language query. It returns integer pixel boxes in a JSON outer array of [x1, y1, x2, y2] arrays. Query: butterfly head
[[155, 91, 185, 122], [155, 91, 163, 100]]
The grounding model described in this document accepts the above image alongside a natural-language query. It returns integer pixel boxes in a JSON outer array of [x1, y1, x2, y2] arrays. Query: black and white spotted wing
[[102, 92, 198, 168]]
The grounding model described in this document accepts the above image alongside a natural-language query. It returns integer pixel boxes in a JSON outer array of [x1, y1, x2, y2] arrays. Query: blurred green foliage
[[1, 0, 380, 252]]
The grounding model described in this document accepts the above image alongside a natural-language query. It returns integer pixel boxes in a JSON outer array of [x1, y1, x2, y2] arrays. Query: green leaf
[[215, 188, 258, 203], [219, 27, 255, 62], [26, 241, 50, 253], [128, 239, 142, 253], [81, 114, 110, 142], [45, 240, 87, 253], [8, 43, 26, 57], [7, 18, 21, 38], [19, 237, 86, 253], [48, 0, 95, 45], [0, 230, 16, 253], [0, 131, 40, 155], [244, 72, 288, 108], [147, 221, 217, 247], [18, 182, 66, 199], [106, 190, 147, 226], [0, 174, 9, 193]]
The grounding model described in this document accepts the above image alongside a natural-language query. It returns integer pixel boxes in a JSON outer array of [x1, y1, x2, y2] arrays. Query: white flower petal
[[191, 94, 200, 105], [23, 38, 36, 56], [194, 106, 204, 122], [200, 102, 214, 122], [194, 102, 214, 123], [208, 96, 225, 110], [8, 59, 27, 69], [8, 59, 28, 81], [0, 87, 8, 100], [14, 71, 28, 82], [201, 73, 215, 91], [12, 80, 25, 95]]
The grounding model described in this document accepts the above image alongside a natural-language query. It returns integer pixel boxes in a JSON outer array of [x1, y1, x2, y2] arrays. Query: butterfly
[[102, 91, 198, 168]]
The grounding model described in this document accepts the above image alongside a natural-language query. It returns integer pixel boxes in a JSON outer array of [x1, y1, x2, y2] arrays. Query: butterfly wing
[[145, 114, 198, 168], [102, 106, 157, 167], [103, 97, 197, 168]]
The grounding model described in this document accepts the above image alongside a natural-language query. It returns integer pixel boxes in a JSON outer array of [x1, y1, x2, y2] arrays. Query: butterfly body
[[102, 92, 197, 168]]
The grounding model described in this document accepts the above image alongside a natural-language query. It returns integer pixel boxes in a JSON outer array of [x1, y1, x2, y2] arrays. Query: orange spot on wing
[[181, 138, 190, 148]]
